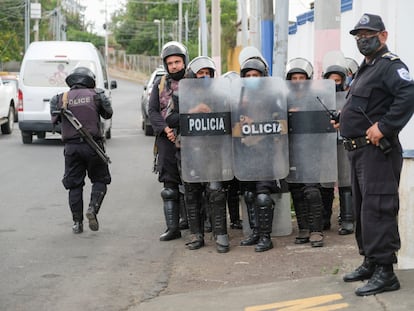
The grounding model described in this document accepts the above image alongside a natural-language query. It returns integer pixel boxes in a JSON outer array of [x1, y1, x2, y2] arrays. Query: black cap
[[349, 13, 385, 35]]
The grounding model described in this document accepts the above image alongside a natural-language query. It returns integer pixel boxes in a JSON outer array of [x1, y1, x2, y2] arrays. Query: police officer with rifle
[[51, 67, 113, 234]]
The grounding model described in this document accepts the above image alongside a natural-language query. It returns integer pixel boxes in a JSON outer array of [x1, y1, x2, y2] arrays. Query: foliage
[[0, 0, 237, 70], [112, 0, 237, 70]]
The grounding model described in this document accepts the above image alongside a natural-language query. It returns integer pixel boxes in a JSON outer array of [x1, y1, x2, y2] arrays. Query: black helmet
[[323, 64, 347, 80], [240, 57, 269, 77], [186, 56, 216, 78], [65, 67, 96, 88], [161, 41, 189, 72], [285, 58, 313, 80]]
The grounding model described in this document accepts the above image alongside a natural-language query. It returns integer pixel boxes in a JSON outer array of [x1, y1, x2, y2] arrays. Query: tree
[[112, 0, 237, 70]]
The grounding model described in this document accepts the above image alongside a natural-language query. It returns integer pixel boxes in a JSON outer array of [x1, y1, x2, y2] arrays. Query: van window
[[97, 49, 109, 89], [22, 60, 98, 87]]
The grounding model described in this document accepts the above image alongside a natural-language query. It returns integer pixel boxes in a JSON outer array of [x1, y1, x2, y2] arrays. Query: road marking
[[245, 293, 349, 310]]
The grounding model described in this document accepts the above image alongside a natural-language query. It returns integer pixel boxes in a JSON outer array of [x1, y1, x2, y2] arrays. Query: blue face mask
[[198, 75, 212, 87], [243, 77, 261, 90]]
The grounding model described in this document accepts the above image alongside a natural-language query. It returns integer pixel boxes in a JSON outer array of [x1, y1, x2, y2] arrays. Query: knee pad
[[303, 186, 322, 205], [256, 193, 274, 208], [161, 187, 179, 201], [244, 191, 255, 205], [206, 182, 225, 203]]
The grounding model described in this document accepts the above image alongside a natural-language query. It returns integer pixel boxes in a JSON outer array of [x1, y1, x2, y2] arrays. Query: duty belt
[[343, 136, 371, 151]]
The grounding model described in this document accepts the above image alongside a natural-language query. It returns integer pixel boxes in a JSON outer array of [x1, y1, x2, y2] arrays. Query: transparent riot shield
[[336, 91, 351, 187], [231, 76, 289, 181], [179, 77, 233, 183], [286, 79, 337, 183]]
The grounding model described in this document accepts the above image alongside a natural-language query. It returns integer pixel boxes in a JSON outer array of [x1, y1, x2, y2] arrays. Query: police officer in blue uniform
[[51, 67, 113, 234], [339, 13, 414, 296], [149, 41, 188, 241]]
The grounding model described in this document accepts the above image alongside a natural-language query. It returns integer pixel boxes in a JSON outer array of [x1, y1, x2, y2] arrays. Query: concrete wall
[[287, 0, 414, 151]]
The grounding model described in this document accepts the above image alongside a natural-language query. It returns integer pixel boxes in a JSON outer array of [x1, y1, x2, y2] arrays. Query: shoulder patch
[[382, 52, 400, 61], [397, 68, 413, 81]]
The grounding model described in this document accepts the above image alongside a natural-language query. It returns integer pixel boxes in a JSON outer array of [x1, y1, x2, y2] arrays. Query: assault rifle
[[57, 108, 111, 164]]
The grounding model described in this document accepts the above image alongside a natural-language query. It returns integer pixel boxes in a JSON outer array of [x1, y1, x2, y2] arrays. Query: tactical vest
[[60, 88, 101, 141]]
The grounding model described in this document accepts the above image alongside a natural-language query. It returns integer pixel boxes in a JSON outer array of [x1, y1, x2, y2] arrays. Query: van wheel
[[105, 128, 111, 139], [22, 131, 33, 144], [1, 106, 14, 134], [37, 132, 46, 139]]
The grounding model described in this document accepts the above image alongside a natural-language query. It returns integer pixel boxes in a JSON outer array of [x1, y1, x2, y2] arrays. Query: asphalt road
[[0, 78, 178, 310]]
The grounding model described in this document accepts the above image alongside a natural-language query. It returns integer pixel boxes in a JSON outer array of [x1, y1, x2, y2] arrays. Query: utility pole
[[273, 0, 289, 78], [25, 0, 30, 51], [261, 0, 273, 74], [178, 0, 183, 42], [313, 0, 341, 78], [199, 0, 208, 56], [211, 0, 221, 74]]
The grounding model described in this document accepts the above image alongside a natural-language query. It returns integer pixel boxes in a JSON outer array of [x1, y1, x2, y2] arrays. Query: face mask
[[357, 35, 381, 56], [335, 84, 344, 92], [170, 68, 186, 81], [243, 78, 261, 90], [198, 75, 212, 87]]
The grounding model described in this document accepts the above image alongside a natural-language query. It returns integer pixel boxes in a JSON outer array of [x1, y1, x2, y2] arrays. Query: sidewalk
[[133, 269, 414, 310]]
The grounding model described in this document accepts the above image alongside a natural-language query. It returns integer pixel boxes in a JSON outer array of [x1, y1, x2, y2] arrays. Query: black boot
[[159, 188, 181, 241], [72, 221, 83, 234], [304, 186, 324, 247], [355, 264, 400, 296], [202, 191, 212, 233], [338, 187, 354, 235], [86, 191, 105, 231], [227, 182, 242, 229], [178, 191, 189, 230], [209, 182, 229, 253], [343, 257, 376, 282], [254, 193, 274, 252], [320, 186, 334, 230], [184, 183, 204, 250], [69, 188, 84, 233], [291, 185, 310, 244], [240, 191, 260, 246]]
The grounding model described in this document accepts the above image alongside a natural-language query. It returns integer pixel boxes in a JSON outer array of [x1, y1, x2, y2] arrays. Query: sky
[[289, 0, 314, 21], [81, 0, 126, 35], [81, 0, 314, 35]]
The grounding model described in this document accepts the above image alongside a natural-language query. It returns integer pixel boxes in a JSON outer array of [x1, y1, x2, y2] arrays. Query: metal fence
[[110, 50, 162, 75]]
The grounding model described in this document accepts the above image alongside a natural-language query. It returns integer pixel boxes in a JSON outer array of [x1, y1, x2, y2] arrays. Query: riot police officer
[[177, 55, 231, 253], [237, 55, 279, 252], [148, 41, 188, 241], [50, 67, 113, 234], [321, 63, 354, 235], [286, 58, 326, 247]]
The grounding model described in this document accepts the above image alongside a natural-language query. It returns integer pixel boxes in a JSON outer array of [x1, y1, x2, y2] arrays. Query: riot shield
[[336, 91, 351, 187], [179, 77, 233, 183], [286, 79, 337, 183], [231, 76, 289, 181]]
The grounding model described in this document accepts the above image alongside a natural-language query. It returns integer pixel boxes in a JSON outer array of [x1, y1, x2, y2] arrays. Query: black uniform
[[340, 46, 414, 265], [51, 86, 112, 229], [148, 76, 183, 241]]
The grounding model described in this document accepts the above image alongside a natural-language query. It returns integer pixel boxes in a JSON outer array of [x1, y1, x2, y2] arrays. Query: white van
[[18, 41, 117, 144]]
